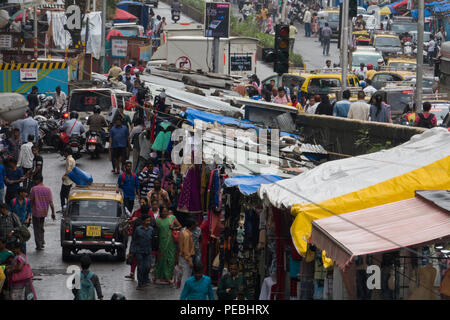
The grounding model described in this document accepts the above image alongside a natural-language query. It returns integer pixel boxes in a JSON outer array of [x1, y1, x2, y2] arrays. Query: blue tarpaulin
[[185, 108, 259, 130], [185, 108, 299, 138], [411, 9, 432, 18], [224, 175, 283, 195]]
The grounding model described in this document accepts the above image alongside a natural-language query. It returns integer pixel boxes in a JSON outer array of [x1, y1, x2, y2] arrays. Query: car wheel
[[62, 247, 71, 261], [117, 247, 126, 262]]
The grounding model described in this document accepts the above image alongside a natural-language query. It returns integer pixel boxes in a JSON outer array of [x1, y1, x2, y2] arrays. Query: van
[[67, 88, 133, 129]]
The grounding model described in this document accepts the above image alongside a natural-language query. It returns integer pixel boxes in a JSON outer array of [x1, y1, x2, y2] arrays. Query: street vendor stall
[[310, 190, 450, 300]]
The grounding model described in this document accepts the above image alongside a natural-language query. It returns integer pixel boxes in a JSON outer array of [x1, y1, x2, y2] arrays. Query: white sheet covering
[[47, 11, 102, 59], [257, 128, 450, 209]]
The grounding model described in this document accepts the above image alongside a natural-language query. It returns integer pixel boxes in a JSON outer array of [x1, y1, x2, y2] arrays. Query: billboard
[[204, 2, 230, 38]]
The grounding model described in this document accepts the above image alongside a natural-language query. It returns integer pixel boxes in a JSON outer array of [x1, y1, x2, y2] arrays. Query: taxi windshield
[[352, 54, 381, 67], [328, 13, 339, 22], [69, 199, 122, 217], [388, 62, 416, 70], [375, 37, 401, 47]]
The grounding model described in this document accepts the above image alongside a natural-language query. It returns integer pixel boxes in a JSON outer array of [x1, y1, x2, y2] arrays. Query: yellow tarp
[[291, 155, 450, 256], [379, 6, 392, 15]]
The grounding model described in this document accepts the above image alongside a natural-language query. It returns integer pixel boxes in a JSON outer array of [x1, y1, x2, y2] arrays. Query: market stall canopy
[[224, 175, 283, 195], [112, 8, 137, 20], [379, 6, 392, 15], [257, 128, 450, 256], [310, 191, 450, 269]]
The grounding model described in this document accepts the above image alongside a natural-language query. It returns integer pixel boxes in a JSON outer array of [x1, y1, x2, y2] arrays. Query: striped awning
[[0, 62, 67, 70], [310, 192, 450, 269]]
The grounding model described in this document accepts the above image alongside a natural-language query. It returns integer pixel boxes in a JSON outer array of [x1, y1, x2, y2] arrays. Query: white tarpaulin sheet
[[47, 11, 102, 59], [258, 128, 450, 209]]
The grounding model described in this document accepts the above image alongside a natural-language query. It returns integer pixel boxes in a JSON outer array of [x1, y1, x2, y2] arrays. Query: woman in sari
[[154, 206, 182, 284], [6, 241, 36, 300]]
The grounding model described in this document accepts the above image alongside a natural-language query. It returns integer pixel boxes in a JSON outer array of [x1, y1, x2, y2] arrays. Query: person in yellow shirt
[[365, 64, 376, 80], [288, 94, 304, 113]]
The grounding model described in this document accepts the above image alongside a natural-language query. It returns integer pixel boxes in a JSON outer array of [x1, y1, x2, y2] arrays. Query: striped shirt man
[[138, 168, 158, 198]]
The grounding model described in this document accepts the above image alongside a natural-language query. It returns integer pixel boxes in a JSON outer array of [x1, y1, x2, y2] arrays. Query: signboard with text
[[204, 2, 230, 38], [111, 39, 128, 58], [0, 34, 12, 49], [230, 56, 252, 71], [19, 68, 38, 82]]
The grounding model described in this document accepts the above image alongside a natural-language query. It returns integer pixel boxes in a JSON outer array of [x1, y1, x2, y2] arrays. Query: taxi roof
[[69, 191, 123, 202], [374, 34, 400, 39], [387, 57, 416, 63]]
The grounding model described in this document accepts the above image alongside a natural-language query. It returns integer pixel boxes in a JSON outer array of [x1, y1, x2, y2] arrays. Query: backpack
[[120, 172, 136, 185], [417, 113, 435, 129], [77, 271, 96, 300], [12, 197, 28, 208]]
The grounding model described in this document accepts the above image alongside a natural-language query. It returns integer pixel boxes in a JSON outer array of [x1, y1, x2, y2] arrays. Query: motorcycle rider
[[242, 1, 253, 18], [87, 105, 108, 144], [59, 111, 85, 151], [171, 0, 181, 17]]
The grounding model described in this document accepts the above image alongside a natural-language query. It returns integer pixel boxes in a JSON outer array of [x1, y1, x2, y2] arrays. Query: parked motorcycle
[[85, 130, 104, 159], [38, 118, 61, 151], [172, 10, 180, 23], [67, 134, 83, 160]]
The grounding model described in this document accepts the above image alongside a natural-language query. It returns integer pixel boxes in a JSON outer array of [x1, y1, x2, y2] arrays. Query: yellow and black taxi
[[60, 183, 129, 261], [299, 70, 360, 96], [367, 69, 415, 90], [386, 56, 416, 71]]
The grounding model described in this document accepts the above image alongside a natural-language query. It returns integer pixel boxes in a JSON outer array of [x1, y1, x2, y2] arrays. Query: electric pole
[[34, 4, 38, 60], [341, 0, 349, 92], [416, 0, 424, 112], [100, 0, 107, 72]]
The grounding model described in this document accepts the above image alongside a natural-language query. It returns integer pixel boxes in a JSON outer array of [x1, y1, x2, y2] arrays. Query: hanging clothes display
[[177, 165, 202, 214], [151, 121, 174, 151]]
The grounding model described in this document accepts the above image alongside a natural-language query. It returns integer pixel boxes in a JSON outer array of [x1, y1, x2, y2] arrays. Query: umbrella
[[379, 6, 392, 15], [106, 29, 124, 41], [112, 8, 138, 20]]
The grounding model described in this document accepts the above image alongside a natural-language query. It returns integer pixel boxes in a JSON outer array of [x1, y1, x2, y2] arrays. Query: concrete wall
[[295, 113, 426, 157]]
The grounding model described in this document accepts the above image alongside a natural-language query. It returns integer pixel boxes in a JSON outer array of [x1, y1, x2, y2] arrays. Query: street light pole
[[416, 0, 424, 112]]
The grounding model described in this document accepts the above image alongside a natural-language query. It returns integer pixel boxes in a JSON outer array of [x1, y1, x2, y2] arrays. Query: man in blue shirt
[[9, 187, 31, 253], [180, 263, 215, 300], [19, 112, 39, 144], [131, 214, 153, 290], [9, 187, 31, 225], [333, 89, 352, 118], [109, 118, 130, 174], [118, 161, 139, 213], [4, 158, 24, 206]]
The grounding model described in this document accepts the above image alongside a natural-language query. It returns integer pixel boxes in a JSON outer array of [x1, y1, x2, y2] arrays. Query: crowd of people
[[245, 60, 438, 128]]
